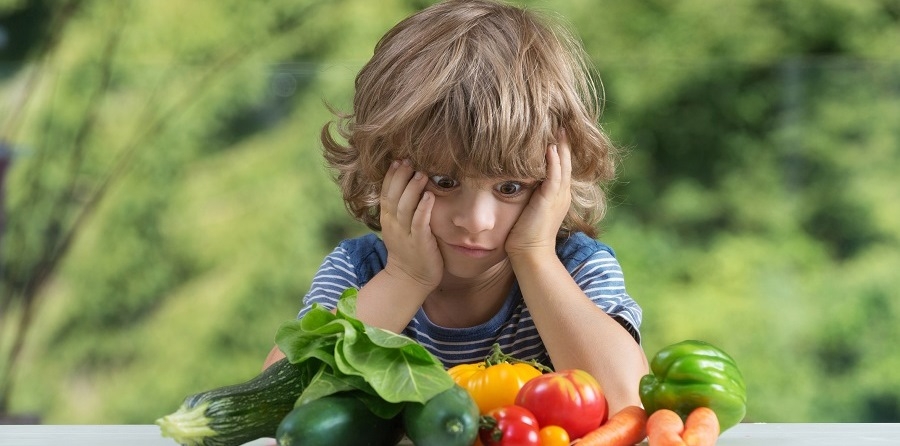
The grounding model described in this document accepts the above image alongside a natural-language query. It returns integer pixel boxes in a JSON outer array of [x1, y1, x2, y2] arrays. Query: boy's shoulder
[[556, 232, 616, 266], [337, 233, 386, 259], [336, 234, 388, 284]]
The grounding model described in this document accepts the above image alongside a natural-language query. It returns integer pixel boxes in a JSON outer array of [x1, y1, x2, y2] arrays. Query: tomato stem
[[478, 415, 502, 442]]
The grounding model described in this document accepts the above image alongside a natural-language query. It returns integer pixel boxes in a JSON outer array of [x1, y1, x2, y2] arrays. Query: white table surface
[[0, 423, 898, 445]]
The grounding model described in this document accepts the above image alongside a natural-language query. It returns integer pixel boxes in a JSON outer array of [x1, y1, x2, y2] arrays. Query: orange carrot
[[682, 407, 720, 446], [575, 405, 648, 446], [646, 409, 686, 446]]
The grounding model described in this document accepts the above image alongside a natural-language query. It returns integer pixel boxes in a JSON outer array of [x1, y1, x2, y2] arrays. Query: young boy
[[265, 0, 648, 413]]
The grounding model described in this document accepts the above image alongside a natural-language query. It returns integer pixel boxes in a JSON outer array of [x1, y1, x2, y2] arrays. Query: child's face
[[424, 173, 539, 279]]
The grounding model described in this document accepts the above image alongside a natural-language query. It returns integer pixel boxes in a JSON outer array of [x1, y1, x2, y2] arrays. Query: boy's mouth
[[447, 243, 494, 258]]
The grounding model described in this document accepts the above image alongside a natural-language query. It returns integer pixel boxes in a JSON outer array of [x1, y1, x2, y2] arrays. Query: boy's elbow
[[262, 345, 286, 371]]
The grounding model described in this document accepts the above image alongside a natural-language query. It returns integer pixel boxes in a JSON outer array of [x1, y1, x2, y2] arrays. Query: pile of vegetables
[[157, 286, 747, 446], [443, 340, 747, 446], [446, 345, 646, 446]]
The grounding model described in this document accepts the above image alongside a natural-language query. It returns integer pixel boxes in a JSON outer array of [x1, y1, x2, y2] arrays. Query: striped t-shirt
[[297, 232, 642, 369]]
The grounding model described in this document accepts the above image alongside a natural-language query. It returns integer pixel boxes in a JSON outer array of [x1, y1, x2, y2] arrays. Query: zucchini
[[275, 392, 403, 446], [156, 358, 317, 446], [402, 384, 480, 446]]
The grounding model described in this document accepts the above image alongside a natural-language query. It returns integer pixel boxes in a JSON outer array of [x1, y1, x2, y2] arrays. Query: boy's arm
[[506, 131, 648, 413], [354, 159, 442, 333], [509, 252, 648, 415], [352, 268, 432, 333], [262, 344, 286, 370]]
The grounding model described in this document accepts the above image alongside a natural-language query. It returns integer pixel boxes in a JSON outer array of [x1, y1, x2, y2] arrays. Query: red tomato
[[514, 369, 608, 440], [479, 405, 540, 446]]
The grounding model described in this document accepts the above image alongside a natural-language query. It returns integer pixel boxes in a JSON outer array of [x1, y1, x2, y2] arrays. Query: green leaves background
[[1, 0, 898, 423]]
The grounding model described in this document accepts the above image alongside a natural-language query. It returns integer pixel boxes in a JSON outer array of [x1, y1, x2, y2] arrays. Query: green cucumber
[[276, 392, 402, 446], [156, 358, 317, 446], [402, 384, 480, 446]]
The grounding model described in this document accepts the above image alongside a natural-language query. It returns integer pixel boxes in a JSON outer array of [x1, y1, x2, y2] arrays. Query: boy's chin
[[442, 258, 508, 281]]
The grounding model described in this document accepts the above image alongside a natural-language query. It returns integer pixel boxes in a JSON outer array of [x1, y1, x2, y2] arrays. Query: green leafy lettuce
[[274, 288, 454, 417]]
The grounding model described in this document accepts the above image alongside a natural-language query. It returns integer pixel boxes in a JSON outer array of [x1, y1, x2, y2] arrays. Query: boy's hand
[[505, 128, 573, 259], [379, 159, 444, 292]]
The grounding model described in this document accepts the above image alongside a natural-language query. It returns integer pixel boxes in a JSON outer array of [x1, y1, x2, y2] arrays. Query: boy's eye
[[495, 181, 524, 196], [429, 175, 458, 189]]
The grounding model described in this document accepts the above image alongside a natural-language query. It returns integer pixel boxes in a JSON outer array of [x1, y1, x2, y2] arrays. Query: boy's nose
[[452, 192, 496, 233]]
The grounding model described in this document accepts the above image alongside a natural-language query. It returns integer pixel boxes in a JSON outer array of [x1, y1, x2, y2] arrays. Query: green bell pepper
[[639, 339, 747, 432]]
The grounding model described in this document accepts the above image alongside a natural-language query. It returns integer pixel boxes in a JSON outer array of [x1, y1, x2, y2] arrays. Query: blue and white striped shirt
[[298, 232, 641, 369]]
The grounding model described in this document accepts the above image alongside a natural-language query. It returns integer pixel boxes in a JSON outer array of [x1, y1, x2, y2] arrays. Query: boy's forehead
[[414, 158, 539, 180]]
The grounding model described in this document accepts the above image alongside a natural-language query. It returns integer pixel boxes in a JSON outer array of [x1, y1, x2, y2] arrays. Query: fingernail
[[391, 160, 400, 168], [413, 171, 423, 180], [552, 144, 558, 154]]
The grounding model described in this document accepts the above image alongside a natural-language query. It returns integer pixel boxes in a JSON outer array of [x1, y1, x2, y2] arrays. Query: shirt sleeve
[[297, 246, 360, 319], [571, 249, 643, 343]]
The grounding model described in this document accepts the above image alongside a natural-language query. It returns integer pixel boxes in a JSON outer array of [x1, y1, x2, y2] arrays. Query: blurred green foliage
[[1, 0, 898, 424]]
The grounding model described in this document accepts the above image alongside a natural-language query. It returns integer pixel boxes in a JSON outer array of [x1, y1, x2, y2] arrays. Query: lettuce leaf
[[274, 288, 454, 412]]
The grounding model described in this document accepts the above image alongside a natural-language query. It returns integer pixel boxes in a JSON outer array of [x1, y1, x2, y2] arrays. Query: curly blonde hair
[[321, 0, 617, 238]]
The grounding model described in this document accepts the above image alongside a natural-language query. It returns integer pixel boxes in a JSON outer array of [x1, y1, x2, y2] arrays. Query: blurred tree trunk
[[0, 0, 84, 416]]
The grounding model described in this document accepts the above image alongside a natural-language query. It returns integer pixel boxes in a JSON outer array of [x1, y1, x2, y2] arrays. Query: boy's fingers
[[544, 142, 562, 190], [381, 160, 414, 213], [410, 191, 434, 237], [396, 171, 427, 228]]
